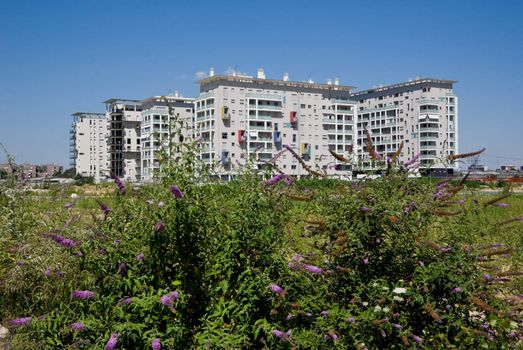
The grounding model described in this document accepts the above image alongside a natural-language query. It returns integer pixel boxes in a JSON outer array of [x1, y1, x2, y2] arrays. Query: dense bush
[[1, 153, 523, 349]]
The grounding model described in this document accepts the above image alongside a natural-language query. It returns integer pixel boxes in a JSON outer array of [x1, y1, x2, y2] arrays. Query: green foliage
[[1, 155, 523, 349]]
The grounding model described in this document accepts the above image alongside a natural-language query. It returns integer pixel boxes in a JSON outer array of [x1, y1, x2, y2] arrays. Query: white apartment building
[[70, 112, 107, 182], [104, 99, 142, 182], [351, 78, 458, 175], [195, 68, 357, 180], [140, 94, 194, 181]]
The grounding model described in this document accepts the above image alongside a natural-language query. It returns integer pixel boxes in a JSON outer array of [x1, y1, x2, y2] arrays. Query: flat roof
[[198, 75, 355, 91], [141, 95, 194, 104], [350, 78, 457, 97], [71, 112, 105, 117], [102, 98, 142, 104]]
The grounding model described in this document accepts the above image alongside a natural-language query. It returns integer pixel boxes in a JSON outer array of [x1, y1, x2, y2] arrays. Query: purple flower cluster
[[360, 206, 370, 213], [50, 234, 77, 248], [160, 291, 179, 308], [96, 200, 111, 216], [118, 297, 132, 306], [272, 329, 291, 342], [10, 317, 32, 327], [391, 323, 403, 330], [71, 290, 96, 299], [110, 172, 126, 193], [170, 185, 184, 199], [154, 221, 165, 232], [264, 174, 284, 186], [118, 263, 128, 276], [69, 322, 86, 332], [303, 264, 323, 274], [137, 253, 145, 262], [404, 153, 420, 167], [151, 338, 161, 350], [104, 333, 119, 350], [269, 283, 286, 296]]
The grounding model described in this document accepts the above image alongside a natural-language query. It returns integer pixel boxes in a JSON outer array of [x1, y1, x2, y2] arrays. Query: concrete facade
[[140, 95, 194, 181], [195, 70, 357, 180], [351, 78, 458, 174], [104, 99, 142, 182], [70, 112, 107, 181]]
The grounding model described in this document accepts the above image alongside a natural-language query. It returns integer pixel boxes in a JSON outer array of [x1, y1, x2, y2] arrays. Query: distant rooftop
[[198, 74, 355, 92], [102, 98, 142, 104], [350, 78, 457, 97], [71, 112, 105, 117]]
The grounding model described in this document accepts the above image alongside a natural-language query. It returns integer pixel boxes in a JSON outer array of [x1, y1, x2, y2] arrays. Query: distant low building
[[469, 164, 488, 172], [500, 164, 517, 172]]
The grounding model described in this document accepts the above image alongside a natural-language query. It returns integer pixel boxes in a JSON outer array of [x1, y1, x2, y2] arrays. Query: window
[[292, 134, 297, 142], [222, 133, 228, 139]]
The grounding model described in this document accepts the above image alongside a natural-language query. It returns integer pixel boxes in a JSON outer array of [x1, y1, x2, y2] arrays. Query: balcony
[[419, 127, 439, 132], [246, 93, 283, 101]]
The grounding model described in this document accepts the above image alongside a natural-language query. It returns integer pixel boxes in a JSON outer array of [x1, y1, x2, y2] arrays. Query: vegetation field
[[1, 162, 523, 349]]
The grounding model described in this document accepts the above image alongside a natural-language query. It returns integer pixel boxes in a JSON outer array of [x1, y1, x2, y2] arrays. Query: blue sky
[[0, 0, 522, 169]]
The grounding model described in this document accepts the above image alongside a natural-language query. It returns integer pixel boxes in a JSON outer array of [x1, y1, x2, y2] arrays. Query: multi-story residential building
[[195, 68, 357, 180], [140, 94, 194, 181], [70, 112, 107, 181], [103, 99, 142, 182], [350, 78, 458, 175]]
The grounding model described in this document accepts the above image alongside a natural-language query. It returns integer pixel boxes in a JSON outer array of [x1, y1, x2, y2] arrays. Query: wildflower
[[440, 246, 452, 253], [392, 287, 407, 294], [360, 206, 370, 213], [347, 317, 355, 324], [292, 254, 302, 262], [118, 263, 128, 276], [96, 200, 111, 216], [283, 176, 294, 186], [170, 185, 184, 199], [170, 291, 179, 300], [44, 267, 52, 276], [484, 273, 491, 281], [104, 333, 119, 350], [303, 264, 323, 274], [63, 202, 74, 209], [404, 153, 420, 167], [151, 338, 161, 350], [285, 313, 293, 321], [418, 260, 425, 267], [362, 257, 369, 265], [10, 317, 32, 327], [305, 312, 313, 317], [320, 310, 329, 317], [457, 199, 466, 205], [157, 201, 165, 208], [272, 329, 291, 342], [452, 287, 462, 293], [269, 283, 286, 296], [137, 253, 145, 261], [380, 330, 387, 337], [71, 290, 96, 299], [160, 291, 179, 308], [264, 174, 284, 186], [391, 323, 403, 330], [118, 297, 132, 306], [69, 322, 85, 332], [70, 193, 79, 200], [411, 334, 423, 344], [287, 262, 298, 270], [494, 203, 509, 207], [50, 234, 77, 248], [16, 260, 24, 266], [328, 331, 339, 340], [110, 172, 125, 193], [154, 221, 165, 232]]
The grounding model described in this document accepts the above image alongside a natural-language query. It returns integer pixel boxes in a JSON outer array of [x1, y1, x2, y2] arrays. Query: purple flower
[[69, 322, 85, 332], [151, 338, 161, 350], [110, 172, 125, 193], [264, 174, 284, 186], [16, 260, 24, 266], [285, 313, 293, 321], [71, 290, 96, 299], [484, 273, 491, 281], [380, 330, 387, 338], [49, 234, 77, 248], [118, 263, 128, 276], [287, 262, 298, 270], [137, 253, 145, 262], [170, 185, 184, 199], [494, 203, 509, 207], [391, 323, 403, 330], [303, 264, 323, 274], [320, 310, 329, 317], [63, 202, 74, 209], [10, 317, 32, 327], [328, 331, 339, 340], [160, 291, 179, 307], [104, 333, 119, 350], [347, 317, 355, 324], [452, 287, 462, 293], [404, 153, 421, 167], [283, 176, 294, 186], [305, 312, 313, 317], [440, 246, 452, 253], [154, 221, 165, 232], [44, 267, 52, 276], [292, 254, 302, 262], [418, 260, 425, 267], [457, 199, 466, 205], [269, 283, 286, 295], [272, 329, 291, 342], [411, 334, 423, 344], [360, 206, 370, 213], [73, 252, 83, 257], [118, 297, 132, 306], [97, 200, 111, 216], [363, 257, 369, 265]]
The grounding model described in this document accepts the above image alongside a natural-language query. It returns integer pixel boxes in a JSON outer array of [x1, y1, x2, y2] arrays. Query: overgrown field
[[1, 168, 523, 349]]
